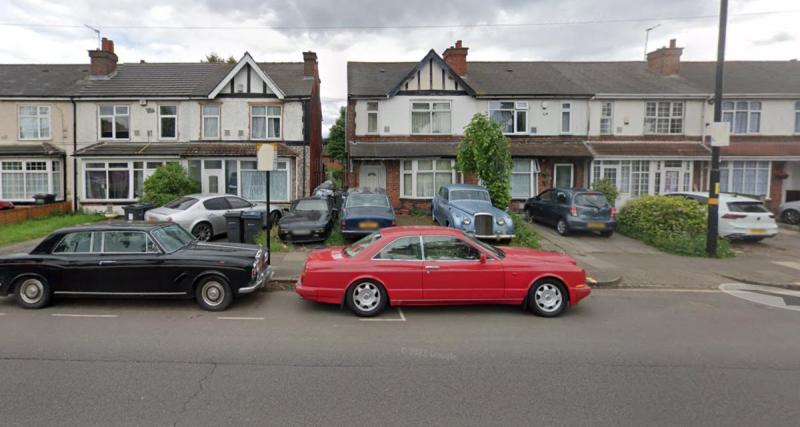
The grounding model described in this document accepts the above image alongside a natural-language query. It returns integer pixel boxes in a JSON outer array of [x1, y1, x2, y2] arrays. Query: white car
[[144, 194, 283, 241], [778, 200, 800, 225], [666, 192, 778, 240]]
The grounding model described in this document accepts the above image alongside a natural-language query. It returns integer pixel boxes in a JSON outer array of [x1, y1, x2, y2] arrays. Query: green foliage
[[325, 107, 347, 164], [509, 212, 540, 249], [202, 53, 236, 64], [0, 212, 104, 247], [456, 114, 513, 208], [326, 168, 343, 189], [617, 195, 733, 258], [141, 163, 200, 207], [255, 228, 294, 252], [409, 207, 429, 217], [324, 222, 345, 246], [591, 177, 620, 207]]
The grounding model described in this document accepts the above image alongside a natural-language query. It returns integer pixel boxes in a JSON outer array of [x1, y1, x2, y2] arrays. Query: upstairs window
[[202, 104, 220, 139], [600, 102, 613, 134], [99, 105, 130, 140], [19, 106, 51, 140], [159, 105, 177, 140], [367, 101, 379, 133], [722, 101, 761, 134], [411, 101, 451, 134], [644, 101, 683, 134], [795, 101, 800, 133], [251, 105, 281, 139], [561, 103, 571, 134], [489, 101, 528, 134]]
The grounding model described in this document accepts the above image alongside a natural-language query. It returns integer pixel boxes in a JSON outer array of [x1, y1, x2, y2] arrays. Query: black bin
[[33, 194, 55, 205], [122, 203, 155, 221], [241, 210, 265, 244], [224, 211, 244, 243]]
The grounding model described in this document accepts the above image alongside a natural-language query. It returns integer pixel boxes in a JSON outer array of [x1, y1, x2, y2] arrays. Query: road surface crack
[[173, 362, 217, 427]]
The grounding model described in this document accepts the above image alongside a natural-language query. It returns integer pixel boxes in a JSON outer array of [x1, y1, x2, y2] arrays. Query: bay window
[[19, 106, 51, 140], [400, 159, 460, 199], [99, 105, 130, 139], [411, 101, 451, 134], [719, 161, 770, 197], [159, 105, 177, 139], [722, 101, 760, 134], [600, 102, 613, 134], [644, 101, 683, 134], [367, 101, 379, 133], [84, 161, 168, 201], [239, 158, 291, 201], [489, 101, 528, 134], [201, 104, 220, 139], [251, 105, 281, 139], [511, 159, 540, 199], [0, 159, 61, 201]]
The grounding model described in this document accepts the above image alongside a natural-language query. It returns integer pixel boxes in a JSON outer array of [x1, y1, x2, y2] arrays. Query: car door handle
[[424, 265, 440, 270], [98, 260, 118, 265]]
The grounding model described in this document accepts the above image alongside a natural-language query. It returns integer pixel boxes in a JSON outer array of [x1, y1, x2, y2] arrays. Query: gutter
[[71, 97, 78, 212]]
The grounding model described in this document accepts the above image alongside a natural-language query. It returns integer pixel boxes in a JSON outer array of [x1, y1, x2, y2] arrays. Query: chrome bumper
[[472, 233, 515, 240], [238, 267, 272, 294]]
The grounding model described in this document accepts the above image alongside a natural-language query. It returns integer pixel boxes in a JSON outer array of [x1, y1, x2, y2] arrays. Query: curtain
[[52, 171, 63, 199], [1, 173, 24, 199], [86, 171, 106, 199], [511, 174, 530, 199], [412, 112, 430, 133], [417, 172, 434, 198], [108, 170, 130, 199], [252, 117, 266, 139], [241, 170, 265, 200], [490, 110, 513, 133], [24, 172, 48, 198], [269, 117, 280, 138]]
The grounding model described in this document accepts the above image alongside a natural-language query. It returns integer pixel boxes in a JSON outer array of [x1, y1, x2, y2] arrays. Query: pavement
[[1, 289, 800, 426]]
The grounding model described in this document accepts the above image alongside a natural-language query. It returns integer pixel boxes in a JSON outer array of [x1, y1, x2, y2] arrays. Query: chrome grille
[[474, 213, 493, 236]]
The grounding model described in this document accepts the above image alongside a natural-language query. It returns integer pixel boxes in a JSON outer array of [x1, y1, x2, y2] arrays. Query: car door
[[421, 235, 504, 301], [532, 190, 554, 224], [203, 196, 232, 235], [50, 231, 103, 293], [432, 187, 446, 224], [93, 230, 165, 293], [371, 236, 424, 301], [553, 191, 570, 223]]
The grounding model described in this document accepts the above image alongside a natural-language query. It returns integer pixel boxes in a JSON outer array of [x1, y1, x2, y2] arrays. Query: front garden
[[0, 212, 105, 247]]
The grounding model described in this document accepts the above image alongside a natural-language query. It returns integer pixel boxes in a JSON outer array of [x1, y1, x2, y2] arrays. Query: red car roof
[[379, 226, 463, 237]]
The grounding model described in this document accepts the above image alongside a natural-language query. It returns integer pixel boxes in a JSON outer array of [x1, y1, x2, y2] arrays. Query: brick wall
[[768, 161, 785, 212], [0, 201, 72, 225]]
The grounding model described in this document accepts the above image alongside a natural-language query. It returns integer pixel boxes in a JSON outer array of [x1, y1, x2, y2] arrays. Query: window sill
[[18, 138, 52, 142], [400, 197, 434, 200]]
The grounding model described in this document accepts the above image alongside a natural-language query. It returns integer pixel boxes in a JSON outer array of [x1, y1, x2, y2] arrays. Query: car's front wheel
[[782, 209, 800, 225], [192, 222, 213, 241], [528, 279, 568, 317], [195, 276, 233, 311], [346, 281, 387, 317], [15, 277, 52, 309], [268, 211, 281, 229], [556, 218, 570, 236]]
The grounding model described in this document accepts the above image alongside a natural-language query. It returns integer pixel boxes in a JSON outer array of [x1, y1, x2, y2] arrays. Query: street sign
[[257, 143, 277, 171], [708, 122, 730, 147]]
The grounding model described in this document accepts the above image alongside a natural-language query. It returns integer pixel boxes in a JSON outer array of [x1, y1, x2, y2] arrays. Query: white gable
[[402, 57, 460, 91], [208, 53, 284, 98]]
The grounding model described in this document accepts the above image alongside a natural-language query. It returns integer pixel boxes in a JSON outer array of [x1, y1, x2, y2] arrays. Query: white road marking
[[0, 313, 6, 316], [772, 261, 800, 271], [217, 316, 265, 321], [360, 308, 406, 322], [50, 314, 118, 318], [719, 283, 800, 312], [593, 288, 720, 294]]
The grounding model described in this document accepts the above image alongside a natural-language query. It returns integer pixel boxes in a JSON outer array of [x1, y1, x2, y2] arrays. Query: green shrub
[[141, 163, 200, 207], [591, 177, 619, 207], [509, 212, 540, 249], [255, 228, 294, 252], [617, 195, 733, 258]]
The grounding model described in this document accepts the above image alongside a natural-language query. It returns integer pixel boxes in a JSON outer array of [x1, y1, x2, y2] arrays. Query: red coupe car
[[296, 226, 591, 317]]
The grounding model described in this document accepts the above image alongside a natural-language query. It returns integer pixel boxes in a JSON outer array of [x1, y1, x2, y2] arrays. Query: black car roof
[[57, 221, 170, 233]]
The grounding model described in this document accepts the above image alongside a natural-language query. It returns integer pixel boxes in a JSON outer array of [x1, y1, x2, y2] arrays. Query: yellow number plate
[[587, 222, 605, 229], [359, 221, 378, 229], [146, 217, 157, 223], [750, 229, 767, 235]]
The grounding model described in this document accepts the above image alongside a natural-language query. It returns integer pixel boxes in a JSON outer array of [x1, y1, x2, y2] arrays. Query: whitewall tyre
[[15, 277, 51, 309], [195, 277, 233, 311], [528, 280, 568, 317], [346, 281, 388, 317]]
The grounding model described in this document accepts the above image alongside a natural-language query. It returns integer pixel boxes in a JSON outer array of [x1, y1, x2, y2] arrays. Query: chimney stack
[[303, 51, 318, 78], [89, 37, 118, 78], [646, 38, 683, 76], [443, 40, 468, 76]]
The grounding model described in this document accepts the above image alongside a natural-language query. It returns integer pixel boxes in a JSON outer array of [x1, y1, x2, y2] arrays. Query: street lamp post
[[707, 0, 728, 257]]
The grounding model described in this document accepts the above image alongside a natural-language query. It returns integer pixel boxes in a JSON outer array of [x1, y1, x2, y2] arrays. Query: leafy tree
[[141, 163, 200, 207], [456, 113, 513, 208], [325, 106, 346, 164], [202, 53, 236, 64], [591, 177, 620, 207]]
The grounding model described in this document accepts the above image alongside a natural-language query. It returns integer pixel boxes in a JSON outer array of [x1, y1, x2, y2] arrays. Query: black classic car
[[339, 190, 395, 239], [277, 197, 336, 243], [0, 223, 270, 311]]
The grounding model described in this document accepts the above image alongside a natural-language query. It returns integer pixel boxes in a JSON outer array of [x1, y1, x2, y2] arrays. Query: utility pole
[[643, 24, 661, 60], [707, 0, 728, 257]]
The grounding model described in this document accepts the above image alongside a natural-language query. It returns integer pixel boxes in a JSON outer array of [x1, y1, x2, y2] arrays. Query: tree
[[141, 163, 200, 207], [325, 106, 346, 164], [456, 113, 513, 208], [591, 177, 620, 207], [202, 53, 236, 64]]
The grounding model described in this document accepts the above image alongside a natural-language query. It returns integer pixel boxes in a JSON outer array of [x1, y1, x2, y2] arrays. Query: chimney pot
[[303, 51, 318, 77], [443, 40, 469, 77], [646, 38, 683, 76], [89, 38, 118, 78], [669, 38, 676, 48]]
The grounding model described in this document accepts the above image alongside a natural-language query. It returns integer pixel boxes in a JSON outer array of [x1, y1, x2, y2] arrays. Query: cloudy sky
[[1, 0, 798, 135]]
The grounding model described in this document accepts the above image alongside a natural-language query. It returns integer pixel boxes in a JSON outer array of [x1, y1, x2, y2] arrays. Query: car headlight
[[462, 217, 471, 225], [497, 218, 506, 226]]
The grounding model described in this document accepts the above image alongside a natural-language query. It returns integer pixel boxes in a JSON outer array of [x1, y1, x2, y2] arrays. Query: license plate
[[587, 222, 605, 229], [146, 217, 157, 223], [359, 221, 378, 229], [293, 229, 311, 236], [750, 229, 767, 235]]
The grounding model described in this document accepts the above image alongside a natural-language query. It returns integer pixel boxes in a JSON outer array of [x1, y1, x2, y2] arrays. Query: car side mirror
[[533, 196, 540, 201], [479, 253, 487, 264]]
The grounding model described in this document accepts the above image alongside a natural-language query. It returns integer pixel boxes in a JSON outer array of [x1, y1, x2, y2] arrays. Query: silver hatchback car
[[144, 194, 283, 241]]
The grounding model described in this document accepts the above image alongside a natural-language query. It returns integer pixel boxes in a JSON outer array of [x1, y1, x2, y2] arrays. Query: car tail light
[[610, 208, 617, 219], [569, 207, 578, 217], [391, 219, 396, 226], [722, 213, 746, 219], [340, 220, 346, 229], [769, 214, 775, 219]]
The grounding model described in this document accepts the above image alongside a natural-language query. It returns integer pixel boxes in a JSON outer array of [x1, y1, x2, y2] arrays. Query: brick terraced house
[[346, 40, 800, 212]]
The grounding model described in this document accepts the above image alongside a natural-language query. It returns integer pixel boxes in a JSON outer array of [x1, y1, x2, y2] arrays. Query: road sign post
[[257, 143, 277, 265]]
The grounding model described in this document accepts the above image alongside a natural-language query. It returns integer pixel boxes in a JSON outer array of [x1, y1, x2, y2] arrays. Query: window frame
[[718, 160, 772, 198], [82, 160, 170, 202], [560, 102, 572, 134], [644, 101, 684, 135], [201, 104, 221, 140], [237, 156, 292, 202], [158, 104, 178, 140], [371, 236, 424, 262], [366, 101, 379, 134], [399, 159, 461, 200], [98, 104, 131, 140], [421, 235, 484, 262], [250, 104, 282, 140], [410, 100, 452, 135], [795, 101, 800, 134], [488, 101, 529, 135], [101, 230, 161, 254], [510, 158, 540, 200], [0, 158, 61, 202], [18, 105, 51, 140], [599, 101, 613, 135], [721, 100, 761, 134]]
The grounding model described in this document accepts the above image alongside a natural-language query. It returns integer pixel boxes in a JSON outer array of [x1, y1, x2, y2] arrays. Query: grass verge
[[255, 228, 294, 252], [0, 212, 105, 247], [618, 226, 734, 258], [325, 222, 345, 246], [509, 212, 540, 249]]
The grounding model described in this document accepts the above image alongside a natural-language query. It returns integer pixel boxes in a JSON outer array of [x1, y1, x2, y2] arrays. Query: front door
[[422, 235, 504, 300], [554, 163, 574, 189], [359, 163, 386, 191], [662, 170, 681, 193], [202, 160, 225, 194]]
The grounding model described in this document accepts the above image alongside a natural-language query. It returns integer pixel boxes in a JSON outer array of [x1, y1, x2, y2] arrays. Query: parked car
[[778, 200, 800, 225], [313, 180, 344, 210], [296, 226, 591, 317], [340, 190, 395, 239], [277, 197, 336, 243], [0, 223, 270, 311], [667, 192, 778, 240], [524, 188, 616, 237], [144, 194, 283, 241], [432, 184, 514, 241], [0, 200, 14, 210]]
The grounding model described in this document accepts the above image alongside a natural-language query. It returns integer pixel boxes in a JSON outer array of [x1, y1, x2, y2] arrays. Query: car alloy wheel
[[195, 277, 232, 311], [556, 219, 569, 235], [192, 223, 213, 241], [15, 277, 51, 309], [784, 209, 800, 225], [528, 280, 568, 317], [347, 281, 387, 317], [202, 281, 225, 307]]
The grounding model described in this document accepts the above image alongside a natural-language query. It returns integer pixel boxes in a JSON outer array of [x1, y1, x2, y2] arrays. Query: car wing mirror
[[479, 253, 487, 264]]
